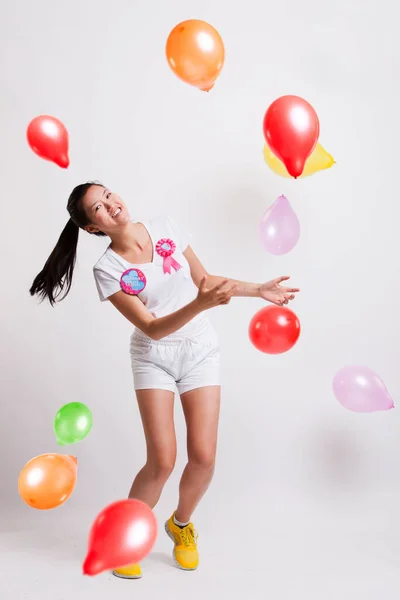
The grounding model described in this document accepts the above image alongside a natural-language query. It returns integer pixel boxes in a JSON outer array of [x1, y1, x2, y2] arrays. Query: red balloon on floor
[[249, 305, 300, 354], [27, 115, 69, 168], [83, 499, 157, 576], [263, 95, 319, 178]]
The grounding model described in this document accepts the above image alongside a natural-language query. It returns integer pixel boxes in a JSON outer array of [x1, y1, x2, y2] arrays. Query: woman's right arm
[[108, 276, 237, 340]]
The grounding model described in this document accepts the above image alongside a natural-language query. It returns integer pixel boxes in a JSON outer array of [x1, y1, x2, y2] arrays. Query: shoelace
[[180, 524, 198, 548]]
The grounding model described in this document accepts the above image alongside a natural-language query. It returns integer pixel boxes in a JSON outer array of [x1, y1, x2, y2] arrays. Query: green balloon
[[54, 402, 92, 445]]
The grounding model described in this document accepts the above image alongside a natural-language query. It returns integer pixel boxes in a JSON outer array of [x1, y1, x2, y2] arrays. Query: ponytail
[[30, 181, 106, 306], [29, 218, 80, 306]]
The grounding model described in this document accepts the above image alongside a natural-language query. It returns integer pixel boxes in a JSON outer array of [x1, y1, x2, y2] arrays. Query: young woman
[[30, 182, 299, 579]]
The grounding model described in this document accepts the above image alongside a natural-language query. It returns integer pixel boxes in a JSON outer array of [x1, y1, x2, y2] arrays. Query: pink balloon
[[259, 195, 300, 255], [333, 366, 394, 413]]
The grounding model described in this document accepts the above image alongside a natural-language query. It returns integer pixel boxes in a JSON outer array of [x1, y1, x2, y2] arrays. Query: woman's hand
[[259, 276, 300, 306], [195, 276, 238, 312]]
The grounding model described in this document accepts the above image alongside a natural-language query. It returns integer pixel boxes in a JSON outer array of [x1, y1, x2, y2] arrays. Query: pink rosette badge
[[156, 238, 182, 274]]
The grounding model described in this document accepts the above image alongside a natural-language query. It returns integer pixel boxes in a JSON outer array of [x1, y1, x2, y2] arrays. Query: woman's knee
[[147, 452, 176, 480], [188, 449, 216, 472]]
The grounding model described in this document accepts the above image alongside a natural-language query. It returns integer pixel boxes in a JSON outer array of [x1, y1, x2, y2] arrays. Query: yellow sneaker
[[112, 563, 142, 579], [165, 512, 199, 570]]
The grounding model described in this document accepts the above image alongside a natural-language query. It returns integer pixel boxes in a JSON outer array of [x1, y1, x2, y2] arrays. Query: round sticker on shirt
[[120, 268, 147, 295]]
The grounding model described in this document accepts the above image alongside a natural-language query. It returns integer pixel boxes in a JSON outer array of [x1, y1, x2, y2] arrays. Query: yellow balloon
[[263, 142, 335, 178]]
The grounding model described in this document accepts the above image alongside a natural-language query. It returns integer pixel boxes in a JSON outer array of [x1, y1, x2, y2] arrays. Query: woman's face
[[82, 185, 131, 235]]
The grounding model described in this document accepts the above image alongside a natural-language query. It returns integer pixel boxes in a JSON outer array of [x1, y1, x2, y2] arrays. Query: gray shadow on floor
[[0, 528, 85, 565], [303, 425, 367, 491], [143, 551, 175, 568]]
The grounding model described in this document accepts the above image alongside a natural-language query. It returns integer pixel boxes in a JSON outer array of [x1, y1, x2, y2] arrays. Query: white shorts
[[130, 319, 220, 395]]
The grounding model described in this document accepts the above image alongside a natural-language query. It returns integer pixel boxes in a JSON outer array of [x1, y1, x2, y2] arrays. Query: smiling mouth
[[112, 208, 122, 218]]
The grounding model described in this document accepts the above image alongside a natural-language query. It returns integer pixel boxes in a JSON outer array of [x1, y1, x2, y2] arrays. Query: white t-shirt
[[93, 215, 207, 338]]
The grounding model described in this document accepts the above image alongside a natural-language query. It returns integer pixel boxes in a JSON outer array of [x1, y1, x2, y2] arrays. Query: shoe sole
[[112, 570, 142, 580], [164, 521, 198, 571]]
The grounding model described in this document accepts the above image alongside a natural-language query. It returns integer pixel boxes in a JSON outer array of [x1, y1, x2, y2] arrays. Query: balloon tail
[[56, 154, 69, 168], [83, 551, 103, 576]]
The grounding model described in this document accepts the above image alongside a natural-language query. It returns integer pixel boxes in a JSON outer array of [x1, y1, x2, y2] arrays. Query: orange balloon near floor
[[166, 19, 225, 91], [18, 454, 78, 510]]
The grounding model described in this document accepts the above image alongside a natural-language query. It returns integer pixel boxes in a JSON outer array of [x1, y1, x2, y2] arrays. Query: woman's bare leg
[[128, 388, 176, 508], [174, 385, 220, 523]]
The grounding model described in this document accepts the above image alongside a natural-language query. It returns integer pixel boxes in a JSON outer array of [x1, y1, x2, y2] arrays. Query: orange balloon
[[18, 454, 78, 510], [166, 19, 225, 91]]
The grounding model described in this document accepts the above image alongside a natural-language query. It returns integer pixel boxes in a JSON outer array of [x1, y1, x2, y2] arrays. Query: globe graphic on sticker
[[120, 268, 146, 295]]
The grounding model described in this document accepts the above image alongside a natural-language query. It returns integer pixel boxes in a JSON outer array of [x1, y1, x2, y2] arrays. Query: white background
[[1, 0, 399, 598]]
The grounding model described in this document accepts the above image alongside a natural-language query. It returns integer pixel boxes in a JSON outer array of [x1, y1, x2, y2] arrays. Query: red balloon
[[83, 499, 157, 576], [27, 115, 69, 168], [249, 305, 300, 354], [263, 95, 319, 178]]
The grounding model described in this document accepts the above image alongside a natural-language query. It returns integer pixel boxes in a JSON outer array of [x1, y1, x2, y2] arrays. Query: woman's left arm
[[184, 246, 300, 306]]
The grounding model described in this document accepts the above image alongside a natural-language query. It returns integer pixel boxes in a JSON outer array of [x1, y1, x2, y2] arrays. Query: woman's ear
[[85, 224, 100, 234]]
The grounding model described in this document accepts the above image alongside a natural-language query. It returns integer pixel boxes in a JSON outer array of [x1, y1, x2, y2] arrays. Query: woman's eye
[[95, 204, 101, 211], [106, 193, 111, 199]]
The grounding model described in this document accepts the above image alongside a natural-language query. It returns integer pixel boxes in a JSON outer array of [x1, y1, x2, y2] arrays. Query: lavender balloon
[[333, 366, 394, 413], [260, 195, 300, 255]]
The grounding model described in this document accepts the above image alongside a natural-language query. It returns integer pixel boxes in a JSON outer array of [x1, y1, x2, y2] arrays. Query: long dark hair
[[29, 181, 106, 306]]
